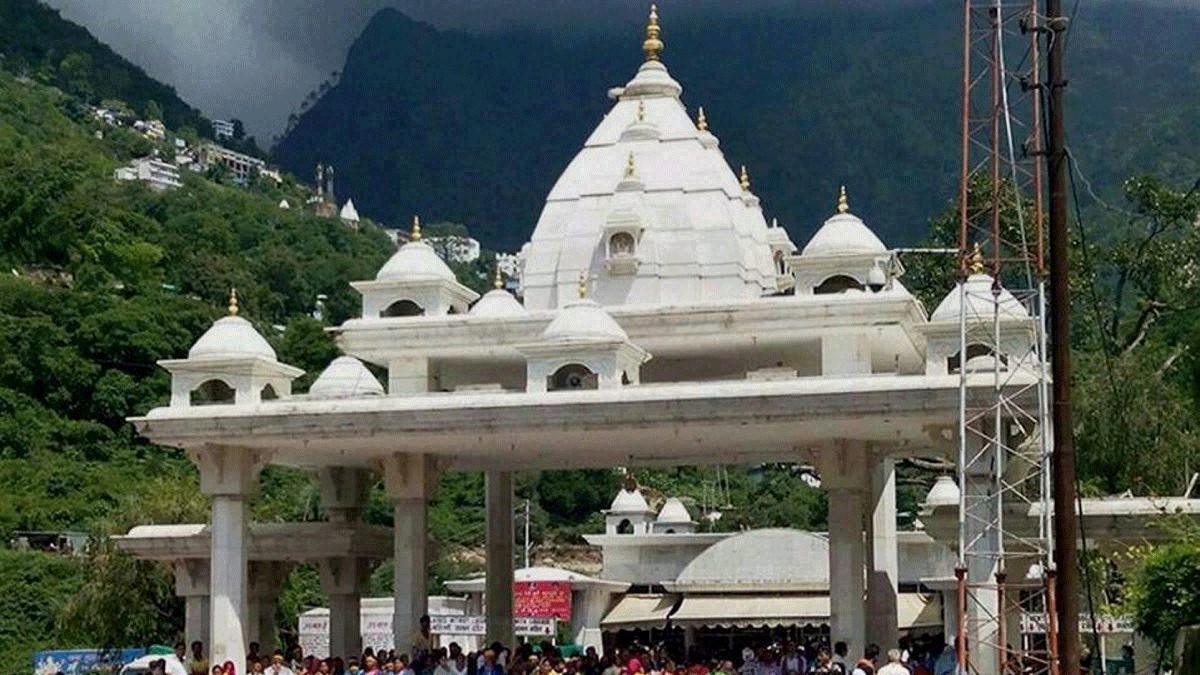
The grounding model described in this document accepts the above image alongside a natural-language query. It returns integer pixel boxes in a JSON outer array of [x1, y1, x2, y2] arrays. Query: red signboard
[[514, 581, 572, 620]]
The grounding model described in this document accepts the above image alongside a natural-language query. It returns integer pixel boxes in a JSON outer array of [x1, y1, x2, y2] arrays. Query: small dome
[[610, 487, 652, 514], [657, 497, 693, 524], [676, 529, 828, 587], [929, 273, 1029, 322], [470, 289, 527, 318], [543, 299, 628, 342], [376, 240, 456, 283], [189, 316, 276, 361], [309, 356, 384, 399], [801, 212, 887, 258], [924, 476, 960, 508]]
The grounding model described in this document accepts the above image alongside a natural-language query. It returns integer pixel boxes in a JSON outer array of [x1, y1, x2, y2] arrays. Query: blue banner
[[33, 649, 147, 675]]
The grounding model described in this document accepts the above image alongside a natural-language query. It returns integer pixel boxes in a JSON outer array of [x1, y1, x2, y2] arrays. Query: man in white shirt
[[268, 653, 296, 675], [876, 650, 908, 675]]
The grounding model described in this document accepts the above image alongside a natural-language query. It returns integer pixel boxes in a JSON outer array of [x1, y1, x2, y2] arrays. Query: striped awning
[[600, 594, 678, 629], [669, 594, 830, 628]]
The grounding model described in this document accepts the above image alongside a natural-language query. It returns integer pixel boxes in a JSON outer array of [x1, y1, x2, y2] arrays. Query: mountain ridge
[[274, 2, 1200, 251]]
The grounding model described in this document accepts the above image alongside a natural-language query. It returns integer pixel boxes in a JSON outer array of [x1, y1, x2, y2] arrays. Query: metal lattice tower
[[955, 1, 1058, 674]]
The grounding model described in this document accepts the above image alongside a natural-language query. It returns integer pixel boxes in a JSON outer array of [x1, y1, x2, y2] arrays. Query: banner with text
[[514, 581, 572, 620]]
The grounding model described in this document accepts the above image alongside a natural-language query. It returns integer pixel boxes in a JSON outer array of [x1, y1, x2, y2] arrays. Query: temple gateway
[[122, 6, 1198, 674]]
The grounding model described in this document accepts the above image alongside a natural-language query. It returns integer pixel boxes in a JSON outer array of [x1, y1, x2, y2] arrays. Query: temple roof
[[520, 6, 779, 310]]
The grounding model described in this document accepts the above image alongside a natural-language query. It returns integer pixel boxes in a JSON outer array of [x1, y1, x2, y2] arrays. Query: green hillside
[[273, 3, 1200, 251], [0, 0, 211, 134]]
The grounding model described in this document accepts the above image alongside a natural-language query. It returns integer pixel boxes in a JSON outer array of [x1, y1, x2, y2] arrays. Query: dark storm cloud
[[40, 0, 1190, 139]]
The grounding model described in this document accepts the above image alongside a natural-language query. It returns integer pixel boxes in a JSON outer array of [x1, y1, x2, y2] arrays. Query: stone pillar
[[485, 471, 514, 647], [962, 432, 1000, 675], [247, 560, 291, 653], [829, 487, 867, 661], [320, 557, 371, 660], [191, 446, 270, 667], [381, 453, 438, 654], [821, 442, 869, 663], [866, 458, 900, 652], [175, 559, 211, 650]]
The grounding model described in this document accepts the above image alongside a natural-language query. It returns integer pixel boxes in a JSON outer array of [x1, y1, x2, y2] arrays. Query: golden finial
[[410, 215, 422, 241], [493, 265, 504, 290], [578, 271, 588, 299], [625, 152, 637, 178], [969, 242, 985, 275], [739, 165, 751, 191], [228, 287, 239, 316], [642, 3, 664, 62], [696, 106, 709, 132], [636, 100, 646, 123], [837, 186, 849, 214]]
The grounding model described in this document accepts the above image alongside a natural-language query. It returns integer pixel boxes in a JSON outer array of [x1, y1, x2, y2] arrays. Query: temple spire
[[970, 242, 985, 275], [739, 165, 751, 191], [228, 288, 239, 316], [837, 186, 850, 214], [642, 4, 663, 62], [578, 271, 589, 299], [494, 265, 504, 290], [625, 152, 637, 178], [636, 100, 646, 123], [696, 106, 709, 132], [410, 215, 422, 241]]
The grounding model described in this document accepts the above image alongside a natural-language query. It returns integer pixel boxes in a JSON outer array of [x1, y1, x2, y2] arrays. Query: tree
[[57, 51, 92, 100], [143, 99, 163, 121], [1125, 526, 1200, 668], [231, 118, 246, 141]]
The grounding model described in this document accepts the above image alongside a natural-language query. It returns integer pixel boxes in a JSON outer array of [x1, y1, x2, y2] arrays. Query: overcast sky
[[42, 0, 1187, 141]]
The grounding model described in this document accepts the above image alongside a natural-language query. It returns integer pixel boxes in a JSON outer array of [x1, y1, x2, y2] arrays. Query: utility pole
[[1045, 0, 1081, 673], [524, 498, 532, 569]]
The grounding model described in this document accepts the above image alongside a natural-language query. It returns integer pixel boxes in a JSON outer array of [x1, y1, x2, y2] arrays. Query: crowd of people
[[170, 620, 956, 675]]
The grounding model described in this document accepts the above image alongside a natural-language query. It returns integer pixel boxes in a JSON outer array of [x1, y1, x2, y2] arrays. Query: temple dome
[[376, 240, 456, 283], [924, 476, 961, 508], [189, 315, 276, 361], [519, 8, 778, 310], [801, 212, 887, 258], [657, 497, 692, 524], [470, 288, 527, 318], [610, 487, 652, 514], [309, 356, 384, 399], [542, 299, 628, 342], [930, 273, 1029, 322], [675, 529, 828, 588]]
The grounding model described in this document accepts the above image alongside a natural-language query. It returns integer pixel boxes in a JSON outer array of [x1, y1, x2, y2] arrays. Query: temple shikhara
[[118, 6, 1199, 674]]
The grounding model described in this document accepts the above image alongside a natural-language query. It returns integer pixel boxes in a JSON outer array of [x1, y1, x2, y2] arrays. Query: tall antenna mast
[[955, 1, 1059, 674]]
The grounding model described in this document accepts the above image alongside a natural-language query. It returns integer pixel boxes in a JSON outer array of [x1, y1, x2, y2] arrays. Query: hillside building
[[212, 119, 236, 140], [114, 156, 182, 191]]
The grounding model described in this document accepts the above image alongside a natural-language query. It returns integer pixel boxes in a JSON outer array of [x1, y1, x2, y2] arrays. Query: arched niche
[[814, 274, 865, 295], [548, 363, 598, 391], [616, 519, 634, 535], [948, 343, 1008, 374], [261, 383, 279, 401], [381, 299, 425, 318], [190, 379, 236, 406]]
